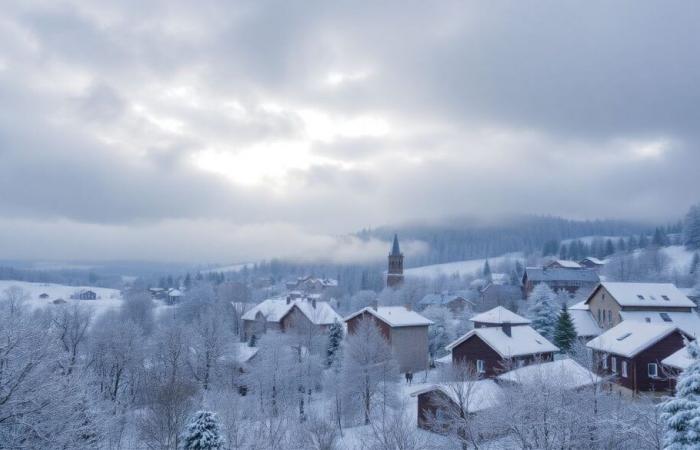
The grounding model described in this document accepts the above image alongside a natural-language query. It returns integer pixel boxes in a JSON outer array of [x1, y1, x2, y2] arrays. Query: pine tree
[[527, 284, 559, 341], [604, 239, 615, 257], [482, 260, 492, 281], [180, 411, 225, 450], [553, 305, 577, 352], [326, 320, 344, 367], [691, 253, 700, 275], [639, 233, 649, 249], [685, 204, 700, 250], [248, 334, 257, 348], [661, 341, 700, 449]]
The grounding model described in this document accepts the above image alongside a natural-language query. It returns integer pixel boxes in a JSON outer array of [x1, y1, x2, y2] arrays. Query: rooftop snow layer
[[662, 346, 697, 371], [470, 306, 530, 325], [344, 306, 433, 327], [410, 379, 503, 413], [595, 282, 695, 308], [619, 310, 700, 338], [586, 321, 688, 358], [568, 309, 602, 337], [497, 359, 600, 389], [242, 297, 342, 325], [446, 325, 558, 358]]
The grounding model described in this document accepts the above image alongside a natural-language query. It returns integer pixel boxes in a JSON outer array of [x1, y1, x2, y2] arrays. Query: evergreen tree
[[617, 237, 627, 252], [326, 320, 344, 367], [553, 305, 577, 352], [248, 334, 257, 348], [604, 239, 615, 257], [527, 284, 559, 341], [482, 259, 492, 281], [184, 273, 192, 290], [685, 204, 700, 250], [661, 341, 700, 449], [691, 253, 700, 275], [628, 235, 639, 249], [180, 411, 225, 450], [639, 233, 649, 249]]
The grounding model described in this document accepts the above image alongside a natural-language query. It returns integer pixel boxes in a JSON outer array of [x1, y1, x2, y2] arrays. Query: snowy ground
[[0, 280, 123, 316], [198, 262, 254, 274], [661, 245, 697, 273], [405, 253, 523, 279]]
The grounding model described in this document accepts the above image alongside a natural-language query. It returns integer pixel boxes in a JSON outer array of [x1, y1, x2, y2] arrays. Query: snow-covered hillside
[[0, 280, 123, 315], [662, 245, 697, 273], [405, 252, 523, 279]]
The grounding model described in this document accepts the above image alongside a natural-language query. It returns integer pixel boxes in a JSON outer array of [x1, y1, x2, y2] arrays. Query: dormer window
[[637, 295, 645, 300], [617, 332, 632, 341], [660, 313, 672, 322], [650, 295, 656, 300], [662, 295, 670, 301]]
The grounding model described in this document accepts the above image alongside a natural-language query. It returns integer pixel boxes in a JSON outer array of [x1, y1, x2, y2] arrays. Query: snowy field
[[0, 280, 123, 316], [405, 252, 523, 279], [661, 245, 697, 273]]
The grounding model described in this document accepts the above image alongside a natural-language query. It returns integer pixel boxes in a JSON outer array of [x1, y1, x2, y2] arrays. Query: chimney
[[502, 321, 512, 337], [286, 295, 291, 305], [405, 303, 412, 312], [372, 300, 378, 311], [312, 298, 317, 309]]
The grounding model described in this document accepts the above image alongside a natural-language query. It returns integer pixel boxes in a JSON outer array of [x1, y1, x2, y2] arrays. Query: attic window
[[637, 295, 645, 300], [660, 313, 672, 322], [650, 296, 657, 300], [645, 317, 651, 323], [662, 295, 670, 301], [616, 333, 632, 341], [535, 339, 543, 344]]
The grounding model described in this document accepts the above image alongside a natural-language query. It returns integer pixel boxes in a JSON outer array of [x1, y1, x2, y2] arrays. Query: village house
[[586, 321, 691, 393], [445, 307, 558, 377], [419, 293, 474, 315], [242, 295, 343, 341], [567, 301, 603, 340], [71, 289, 97, 300], [167, 288, 184, 304], [411, 379, 502, 432], [546, 260, 583, 269], [584, 282, 700, 336], [344, 305, 432, 373], [521, 266, 599, 298], [285, 276, 338, 294], [579, 257, 607, 271]]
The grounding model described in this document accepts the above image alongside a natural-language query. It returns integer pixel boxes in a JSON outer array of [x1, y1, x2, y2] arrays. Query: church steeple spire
[[387, 233, 404, 288]]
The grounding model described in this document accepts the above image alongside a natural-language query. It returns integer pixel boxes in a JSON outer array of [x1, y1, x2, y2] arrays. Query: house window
[[622, 361, 628, 378], [602, 355, 608, 369], [648, 363, 658, 378], [611, 356, 617, 373], [476, 360, 485, 374], [597, 309, 601, 323], [660, 313, 672, 322], [662, 295, 670, 301], [608, 310, 612, 323]]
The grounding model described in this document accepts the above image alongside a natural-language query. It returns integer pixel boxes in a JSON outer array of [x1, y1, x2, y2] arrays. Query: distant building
[[579, 257, 607, 270], [584, 282, 700, 335], [386, 234, 404, 288], [285, 276, 338, 294], [545, 260, 583, 269], [445, 307, 558, 377], [521, 267, 599, 298], [71, 289, 97, 300], [39, 293, 49, 299], [344, 305, 432, 373], [587, 321, 690, 393], [418, 293, 473, 314], [148, 287, 167, 300], [242, 295, 343, 340], [167, 288, 184, 304]]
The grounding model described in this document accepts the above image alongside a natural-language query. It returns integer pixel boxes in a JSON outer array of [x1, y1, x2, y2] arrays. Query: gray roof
[[419, 293, 471, 307], [391, 233, 401, 256], [525, 267, 600, 283]]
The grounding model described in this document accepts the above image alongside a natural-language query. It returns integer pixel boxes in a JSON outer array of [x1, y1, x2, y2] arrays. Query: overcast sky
[[0, 1, 698, 264]]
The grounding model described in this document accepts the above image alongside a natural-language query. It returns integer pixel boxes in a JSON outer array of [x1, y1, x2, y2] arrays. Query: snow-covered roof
[[497, 359, 601, 389], [410, 379, 502, 413], [591, 282, 696, 308], [446, 325, 558, 358], [568, 300, 588, 310], [580, 257, 607, 266], [168, 289, 183, 297], [619, 311, 700, 338], [567, 308, 602, 337], [344, 306, 433, 328], [470, 306, 530, 325], [419, 293, 473, 307], [242, 297, 342, 326], [219, 343, 259, 365], [586, 321, 689, 358], [490, 273, 510, 285], [525, 267, 600, 283], [662, 346, 697, 371], [548, 260, 583, 269]]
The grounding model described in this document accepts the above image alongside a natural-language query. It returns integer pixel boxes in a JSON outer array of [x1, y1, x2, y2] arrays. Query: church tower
[[386, 234, 404, 288]]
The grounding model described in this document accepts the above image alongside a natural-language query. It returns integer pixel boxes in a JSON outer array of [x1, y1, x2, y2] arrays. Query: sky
[[0, 0, 699, 264]]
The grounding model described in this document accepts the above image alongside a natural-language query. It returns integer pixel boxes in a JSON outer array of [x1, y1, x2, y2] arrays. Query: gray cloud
[[0, 0, 698, 263]]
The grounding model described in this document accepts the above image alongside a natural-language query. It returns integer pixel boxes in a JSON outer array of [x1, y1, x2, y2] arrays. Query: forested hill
[[358, 215, 656, 267]]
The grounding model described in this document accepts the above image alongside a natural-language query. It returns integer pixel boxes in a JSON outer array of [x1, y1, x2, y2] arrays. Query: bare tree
[[51, 303, 93, 375]]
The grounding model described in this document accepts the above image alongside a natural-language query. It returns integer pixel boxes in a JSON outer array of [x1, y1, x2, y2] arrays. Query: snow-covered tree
[[553, 305, 577, 352], [181, 411, 225, 450], [527, 283, 559, 340], [661, 340, 700, 449], [326, 320, 344, 367], [684, 204, 700, 250], [342, 318, 399, 425], [482, 259, 492, 281]]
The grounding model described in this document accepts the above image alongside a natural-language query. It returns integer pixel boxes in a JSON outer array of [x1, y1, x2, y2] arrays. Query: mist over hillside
[[358, 215, 654, 267]]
